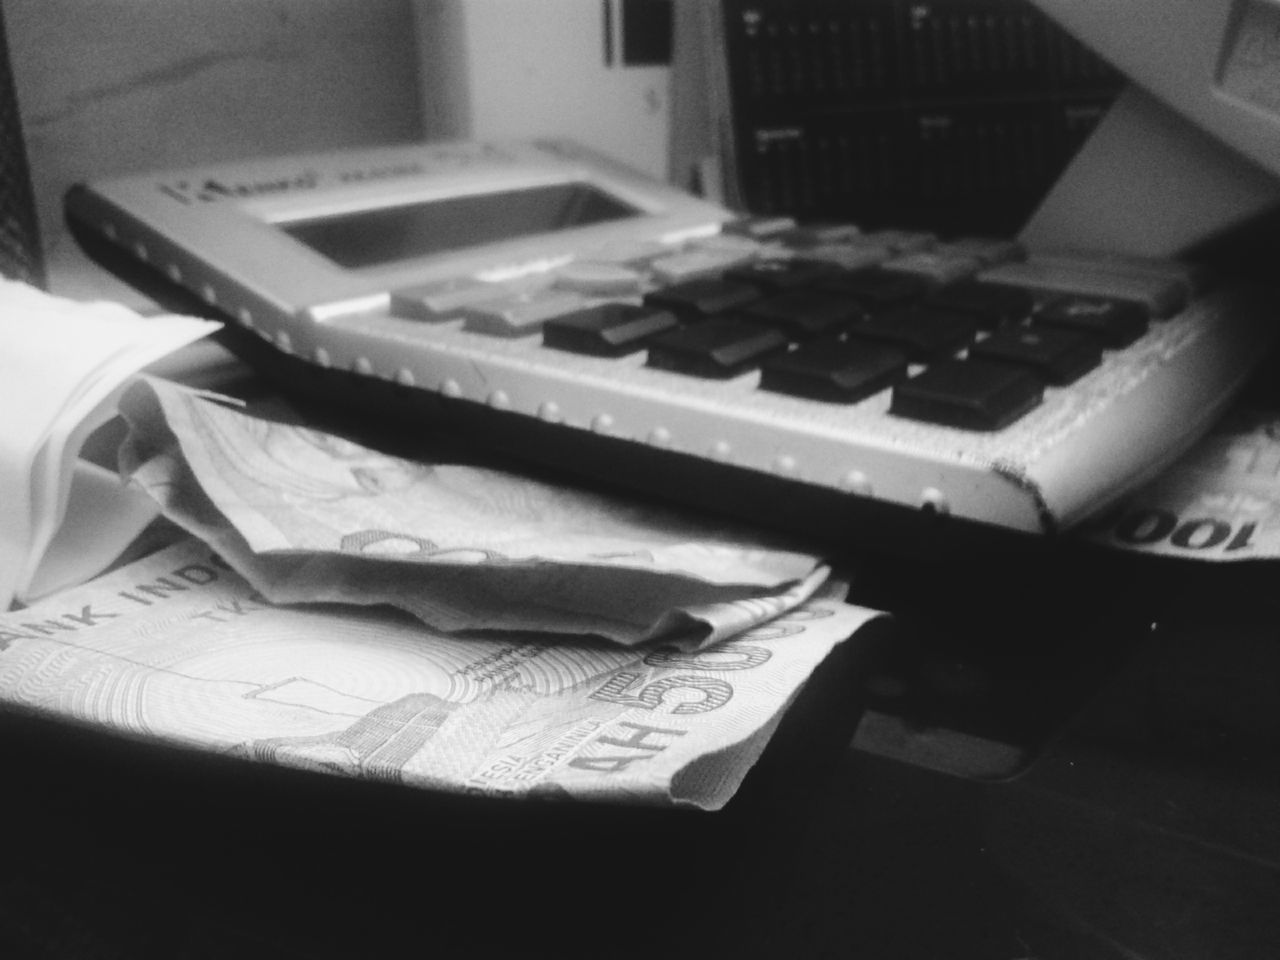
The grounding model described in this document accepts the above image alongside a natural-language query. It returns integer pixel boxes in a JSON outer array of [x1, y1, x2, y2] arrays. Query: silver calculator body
[[66, 138, 1278, 538]]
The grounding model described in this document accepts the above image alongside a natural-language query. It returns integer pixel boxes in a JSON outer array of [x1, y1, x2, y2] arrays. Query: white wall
[[7, 0, 424, 301], [414, 0, 670, 180]]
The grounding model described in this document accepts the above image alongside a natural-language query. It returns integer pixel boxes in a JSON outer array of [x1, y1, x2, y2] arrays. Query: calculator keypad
[[389, 218, 1191, 433]]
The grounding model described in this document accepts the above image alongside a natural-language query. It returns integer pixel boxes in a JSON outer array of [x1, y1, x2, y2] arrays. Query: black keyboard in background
[[708, 0, 1124, 238]]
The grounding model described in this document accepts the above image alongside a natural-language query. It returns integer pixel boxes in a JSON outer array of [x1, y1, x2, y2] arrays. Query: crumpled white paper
[[0, 278, 219, 608]]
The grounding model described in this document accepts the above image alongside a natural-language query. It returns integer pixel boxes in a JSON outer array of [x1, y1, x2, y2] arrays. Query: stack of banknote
[[7, 277, 1273, 809], [1, 366, 883, 808]]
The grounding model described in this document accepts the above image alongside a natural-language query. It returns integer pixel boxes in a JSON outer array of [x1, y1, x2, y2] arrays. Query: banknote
[[1078, 404, 1280, 561], [0, 539, 883, 809], [117, 378, 830, 646]]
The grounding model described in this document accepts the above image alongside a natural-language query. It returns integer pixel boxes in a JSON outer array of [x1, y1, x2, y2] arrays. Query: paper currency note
[[0, 539, 882, 809], [118, 378, 830, 646], [1079, 404, 1280, 561]]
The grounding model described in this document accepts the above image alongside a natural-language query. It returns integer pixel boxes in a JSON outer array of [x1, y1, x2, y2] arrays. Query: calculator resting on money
[[65, 138, 1278, 543]]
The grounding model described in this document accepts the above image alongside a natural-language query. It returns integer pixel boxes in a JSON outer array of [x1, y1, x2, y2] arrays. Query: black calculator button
[[1034, 294, 1148, 347], [818, 268, 933, 308], [926, 280, 1036, 328], [643, 277, 761, 320], [969, 326, 1102, 385], [743, 289, 867, 339], [724, 257, 839, 292], [543, 303, 678, 357], [891, 358, 1044, 431], [760, 339, 908, 403], [847, 305, 980, 362], [647, 318, 789, 378]]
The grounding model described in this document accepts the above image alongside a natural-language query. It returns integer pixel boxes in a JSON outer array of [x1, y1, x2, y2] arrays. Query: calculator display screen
[[279, 180, 641, 269]]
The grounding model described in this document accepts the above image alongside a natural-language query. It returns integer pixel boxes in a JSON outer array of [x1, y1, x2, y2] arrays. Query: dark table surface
[[2, 543, 1278, 960]]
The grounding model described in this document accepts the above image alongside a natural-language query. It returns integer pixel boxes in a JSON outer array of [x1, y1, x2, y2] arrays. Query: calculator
[[65, 139, 1279, 542]]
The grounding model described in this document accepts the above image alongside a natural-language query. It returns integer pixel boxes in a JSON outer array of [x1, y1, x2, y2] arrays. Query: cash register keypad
[[390, 218, 1187, 434]]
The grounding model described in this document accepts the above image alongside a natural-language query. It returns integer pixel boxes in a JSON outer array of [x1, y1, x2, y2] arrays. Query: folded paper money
[[1080, 404, 1280, 561], [118, 377, 836, 648], [0, 539, 885, 808]]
